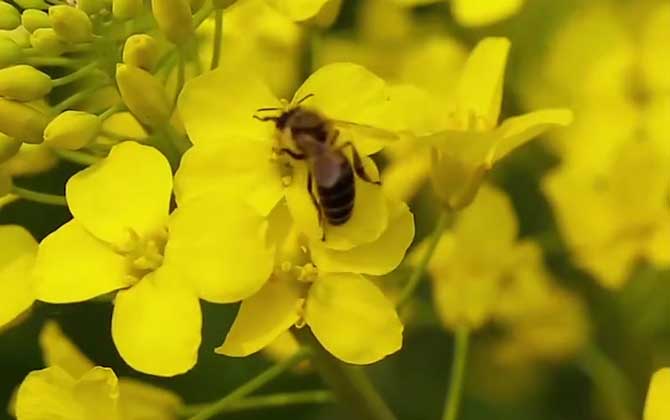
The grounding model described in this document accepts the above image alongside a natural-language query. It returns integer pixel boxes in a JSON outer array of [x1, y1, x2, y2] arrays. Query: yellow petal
[[305, 273, 403, 364], [73, 367, 121, 420], [174, 140, 283, 216], [112, 270, 201, 376], [491, 109, 574, 164], [309, 201, 414, 275], [39, 321, 95, 378], [293, 63, 397, 153], [216, 277, 303, 357], [451, 0, 524, 27], [66, 142, 172, 247], [34, 220, 130, 303], [645, 368, 670, 420], [118, 378, 182, 420], [178, 67, 279, 146], [15, 366, 120, 420], [264, 0, 329, 21], [0, 224, 36, 328], [285, 157, 388, 250], [458, 37, 510, 129], [451, 184, 518, 262], [15, 367, 82, 420], [165, 195, 274, 303]]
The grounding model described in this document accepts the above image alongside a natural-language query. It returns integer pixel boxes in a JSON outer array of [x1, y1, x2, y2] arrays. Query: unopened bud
[[21, 9, 51, 33], [116, 63, 170, 127], [122, 34, 160, 71], [0, 38, 22, 67], [49, 5, 94, 43], [44, 110, 101, 150], [211, 0, 236, 8], [0, 133, 21, 163], [14, 0, 50, 10], [30, 28, 66, 55], [151, 0, 193, 44], [112, 0, 142, 19], [0, 3, 21, 30], [78, 0, 106, 15], [0, 65, 52, 101], [0, 98, 49, 143]]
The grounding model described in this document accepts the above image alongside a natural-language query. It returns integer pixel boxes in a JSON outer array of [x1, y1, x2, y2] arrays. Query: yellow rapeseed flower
[[14, 322, 182, 420], [33, 142, 274, 376], [390, 0, 525, 27], [0, 225, 37, 330], [177, 62, 411, 249], [216, 202, 413, 364], [424, 37, 573, 210]]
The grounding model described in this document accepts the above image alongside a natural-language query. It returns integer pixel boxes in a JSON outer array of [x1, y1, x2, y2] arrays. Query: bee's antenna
[[255, 107, 282, 112], [295, 93, 315, 106]]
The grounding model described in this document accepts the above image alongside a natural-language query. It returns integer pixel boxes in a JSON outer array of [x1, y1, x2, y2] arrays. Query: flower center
[[120, 228, 168, 280]]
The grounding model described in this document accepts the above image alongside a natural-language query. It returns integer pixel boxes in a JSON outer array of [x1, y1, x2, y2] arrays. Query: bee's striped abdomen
[[318, 161, 355, 226]]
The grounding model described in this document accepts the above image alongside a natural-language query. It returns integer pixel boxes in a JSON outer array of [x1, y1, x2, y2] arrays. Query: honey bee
[[254, 94, 388, 238]]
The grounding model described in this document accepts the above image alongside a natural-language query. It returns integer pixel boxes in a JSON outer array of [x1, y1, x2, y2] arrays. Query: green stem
[[52, 61, 99, 87], [0, 194, 18, 208], [576, 344, 636, 420], [98, 103, 125, 121], [52, 148, 101, 166], [293, 328, 397, 420], [193, 3, 214, 28], [210, 8, 223, 70], [51, 84, 109, 115], [441, 328, 470, 420], [179, 390, 334, 417], [186, 349, 311, 420], [396, 210, 451, 308], [173, 50, 186, 108], [11, 186, 67, 206]]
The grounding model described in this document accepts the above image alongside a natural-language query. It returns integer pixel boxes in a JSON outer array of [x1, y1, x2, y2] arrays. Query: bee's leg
[[274, 148, 306, 160], [328, 129, 340, 146], [307, 172, 326, 241], [252, 115, 279, 122], [338, 141, 382, 185]]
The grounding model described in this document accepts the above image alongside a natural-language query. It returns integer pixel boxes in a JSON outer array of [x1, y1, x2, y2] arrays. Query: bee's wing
[[331, 120, 401, 155]]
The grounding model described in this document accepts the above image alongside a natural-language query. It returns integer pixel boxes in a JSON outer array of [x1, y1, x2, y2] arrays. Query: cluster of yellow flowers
[[0, 0, 667, 419]]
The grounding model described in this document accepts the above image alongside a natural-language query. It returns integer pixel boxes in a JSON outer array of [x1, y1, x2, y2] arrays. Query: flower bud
[[44, 110, 101, 150], [0, 38, 22, 68], [78, 0, 106, 15], [30, 28, 66, 55], [211, 0, 236, 8], [2, 26, 31, 48], [14, 0, 49, 10], [430, 147, 488, 211], [0, 98, 49, 143], [116, 63, 170, 127], [112, 0, 142, 19], [122, 34, 160, 71], [0, 3, 21, 30], [151, 0, 193, 44], [0, 133, 21, 163], [49, 5, 94, 43], [0, 65, 52, 101], [21, 9, 51, 33]]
